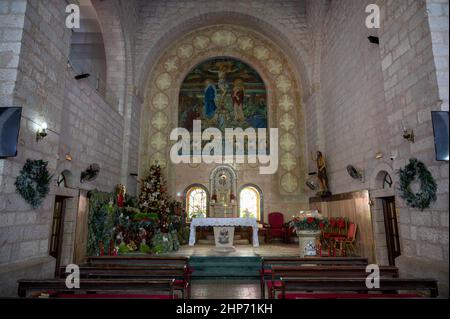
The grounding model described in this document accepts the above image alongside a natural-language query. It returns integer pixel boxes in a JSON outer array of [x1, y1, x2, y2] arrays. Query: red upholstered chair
[[264, 212, 287, 243], [334, 223, 358, 256]]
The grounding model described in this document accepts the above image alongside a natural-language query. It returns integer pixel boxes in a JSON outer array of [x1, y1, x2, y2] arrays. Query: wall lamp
[[402, 121, 415, 143], [36, 122, 48, 141]]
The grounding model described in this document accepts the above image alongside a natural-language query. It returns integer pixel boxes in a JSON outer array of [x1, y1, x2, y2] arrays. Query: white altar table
[[189, 218, 260, 248]]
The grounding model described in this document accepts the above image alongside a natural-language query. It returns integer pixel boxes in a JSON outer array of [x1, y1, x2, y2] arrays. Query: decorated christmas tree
[[138, 164, 181, 234]]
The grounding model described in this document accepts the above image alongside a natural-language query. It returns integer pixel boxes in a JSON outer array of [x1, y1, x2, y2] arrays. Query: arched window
[[185, 186, 208, 219], [68, 1, 107, 96], [239, 186, 261, 221]]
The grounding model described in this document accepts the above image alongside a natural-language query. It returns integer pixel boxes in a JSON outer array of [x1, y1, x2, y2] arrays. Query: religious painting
[[179, 57, 268, 133]]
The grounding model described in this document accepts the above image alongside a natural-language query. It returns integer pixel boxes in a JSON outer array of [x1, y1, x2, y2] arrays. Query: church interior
[[0, 0, 448, 300]]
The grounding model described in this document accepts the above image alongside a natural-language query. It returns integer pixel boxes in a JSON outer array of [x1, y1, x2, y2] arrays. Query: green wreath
[[398, 158, 437, 211], [15, 159, 53, 209]]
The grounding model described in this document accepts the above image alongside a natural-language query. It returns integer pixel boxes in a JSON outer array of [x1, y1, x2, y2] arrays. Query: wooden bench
[[274, 277, 439, 299], [85, 256, 190, 269], [17, 278, 176, 299], [260, 257, 368, 297], [267, 265, 399, 298], [59, 265, 190, 298]]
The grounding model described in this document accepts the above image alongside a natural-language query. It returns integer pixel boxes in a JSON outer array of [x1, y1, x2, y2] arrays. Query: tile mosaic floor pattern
[[191, 279, 261, 299]]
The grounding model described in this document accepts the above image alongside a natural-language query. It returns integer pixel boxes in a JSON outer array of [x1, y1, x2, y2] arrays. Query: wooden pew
[[267, 265, 399, 298], [58, 265, 190, 298], [85, 256, 190, 269], [17, 278, 176, 299], [275, 277, 439, 299], [260, 257, 368, 297]]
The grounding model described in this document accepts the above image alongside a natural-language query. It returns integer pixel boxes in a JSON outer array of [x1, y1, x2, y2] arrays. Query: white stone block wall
[[426, 0, 449, 111], [0, 0, 26, 106], [0, 0, 140, 296], [318, 0, 389, 194], [0, 0, 448, 298], [306, 0, 448, 295]]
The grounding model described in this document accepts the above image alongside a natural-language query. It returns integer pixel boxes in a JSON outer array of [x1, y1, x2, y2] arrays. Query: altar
[[189, 218, 260, 249]]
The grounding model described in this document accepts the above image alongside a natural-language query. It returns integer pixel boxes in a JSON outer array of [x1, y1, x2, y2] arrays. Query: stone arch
[[55, 159, 80, 190], [91, 0, 127, 114], [136, 11, 312, 98], [139, 25, 307, 197], [58, 169, 75, 189], [370, 162, 395, 192], [91, 0, 139, 192], [209, 165, 238, 197]]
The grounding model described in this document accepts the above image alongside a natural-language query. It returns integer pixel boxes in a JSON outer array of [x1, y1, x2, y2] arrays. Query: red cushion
[[55, 294, 176, 299], [174, 279, 185, 285], [259, 269, 273, 275], [283, 293, 422, 299], [268, 213, 284, 228]]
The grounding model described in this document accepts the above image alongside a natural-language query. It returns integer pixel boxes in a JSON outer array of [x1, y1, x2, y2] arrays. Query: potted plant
[[289, 210, 327, 257]]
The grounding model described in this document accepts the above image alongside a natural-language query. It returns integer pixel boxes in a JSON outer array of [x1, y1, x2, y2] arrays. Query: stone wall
[[308, 0, 448, 296], [134, 0, 313, 94], [0, 0, 136, 297], [318, 0, 389, 194], [426, 0, 449, 112], [0, 0, 448, 298], [134, 0, 318, 221], [378, 0, 449, 296], [0, 0, 26, 106]]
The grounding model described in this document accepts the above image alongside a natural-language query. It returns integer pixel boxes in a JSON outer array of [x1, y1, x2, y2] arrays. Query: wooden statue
[[315, 151, 330, 195]]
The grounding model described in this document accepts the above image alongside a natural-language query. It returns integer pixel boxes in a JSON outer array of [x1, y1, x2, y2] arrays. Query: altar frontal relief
[[172, 57, 278, 174]]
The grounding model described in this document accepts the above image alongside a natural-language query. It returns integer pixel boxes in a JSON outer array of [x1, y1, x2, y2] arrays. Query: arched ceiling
[[139, 24, 308, 196], [135, 10, 313, 99]]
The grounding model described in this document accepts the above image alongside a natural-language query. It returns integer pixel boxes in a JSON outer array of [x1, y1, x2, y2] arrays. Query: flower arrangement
[[242, 208, 255, 218], [290, 216, 328, 231], [289, 211, 328, 231]]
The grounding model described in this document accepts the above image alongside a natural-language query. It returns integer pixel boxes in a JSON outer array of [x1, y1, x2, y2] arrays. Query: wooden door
[[382, 197, 401, 266], [50, 197, 66, 276], [73, 190, 89, 264]]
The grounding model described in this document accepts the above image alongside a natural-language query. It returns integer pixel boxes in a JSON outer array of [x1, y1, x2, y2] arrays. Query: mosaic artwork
[[179, 57, 268, 133]]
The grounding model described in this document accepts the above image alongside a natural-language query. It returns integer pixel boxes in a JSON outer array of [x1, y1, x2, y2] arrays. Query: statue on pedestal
[[315, 151, 331, 197]]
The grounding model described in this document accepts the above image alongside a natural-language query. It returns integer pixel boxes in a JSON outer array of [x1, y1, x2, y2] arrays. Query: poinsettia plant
[[290, 215, 328, 231]]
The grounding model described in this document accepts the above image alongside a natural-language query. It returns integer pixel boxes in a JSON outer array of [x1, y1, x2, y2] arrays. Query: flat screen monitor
[[431, 111, 449, 162], [0, 107, 22, 158]]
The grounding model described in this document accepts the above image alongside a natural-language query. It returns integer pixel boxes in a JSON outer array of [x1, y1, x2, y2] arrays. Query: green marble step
[[189, 256, 262, 278]]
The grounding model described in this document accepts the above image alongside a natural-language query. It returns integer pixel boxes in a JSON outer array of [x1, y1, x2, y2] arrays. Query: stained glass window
[[186, 186, 207, 219], [239, 186, 260, 221]]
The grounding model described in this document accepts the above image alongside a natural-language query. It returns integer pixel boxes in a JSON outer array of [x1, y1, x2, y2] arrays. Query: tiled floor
[[191, 279, 261, 299], [165, 244, 301, 298], [165, 244, 298, 299]]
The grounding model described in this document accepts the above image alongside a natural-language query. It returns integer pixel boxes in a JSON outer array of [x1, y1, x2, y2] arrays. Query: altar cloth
[[188, 218, 260, 247]]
